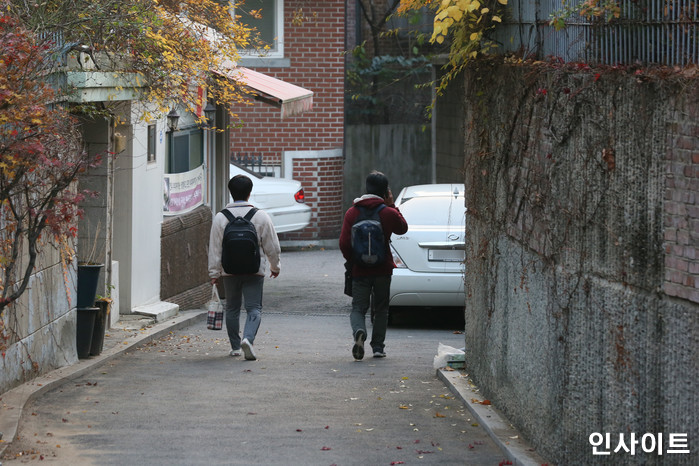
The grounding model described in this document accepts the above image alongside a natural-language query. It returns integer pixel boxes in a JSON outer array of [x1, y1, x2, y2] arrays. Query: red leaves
[[602, 148, 616, 171]]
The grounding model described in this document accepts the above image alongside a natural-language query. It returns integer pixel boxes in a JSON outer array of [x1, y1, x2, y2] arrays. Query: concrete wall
[[343, 124, 432, 210], [0, 239, 78, 394], [435, 69, 465, 183], [460, 61, 698, 464]]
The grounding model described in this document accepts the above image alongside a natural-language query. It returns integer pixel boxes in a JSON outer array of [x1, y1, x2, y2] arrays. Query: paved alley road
[[3, 248, 509, 465]]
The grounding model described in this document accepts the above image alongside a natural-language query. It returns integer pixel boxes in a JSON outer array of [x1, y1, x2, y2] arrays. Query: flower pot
[[90, 300, 111, 356], [77, 264, 103, 308], [76, 307, 99, 359]]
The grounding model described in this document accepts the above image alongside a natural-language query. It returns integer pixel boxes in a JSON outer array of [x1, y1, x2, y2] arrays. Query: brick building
[[230, 0, 346, 244]]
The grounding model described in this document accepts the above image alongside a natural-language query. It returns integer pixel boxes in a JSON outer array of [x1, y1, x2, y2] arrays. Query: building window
[[147, 124, 156, 164], [166, 127, 203, 174], [236, 0, 284, 58]]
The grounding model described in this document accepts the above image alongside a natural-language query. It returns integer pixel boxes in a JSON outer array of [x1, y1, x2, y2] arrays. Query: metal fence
[[230, 153, 281, 177], [494, 0, 698, 66]]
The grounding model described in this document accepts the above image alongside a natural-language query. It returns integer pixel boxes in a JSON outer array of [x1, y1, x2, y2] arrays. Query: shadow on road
[[388, 307, 465, 331]]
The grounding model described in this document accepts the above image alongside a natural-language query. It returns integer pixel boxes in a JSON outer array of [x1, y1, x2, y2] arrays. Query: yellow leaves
[[429, 0, 507, 46]]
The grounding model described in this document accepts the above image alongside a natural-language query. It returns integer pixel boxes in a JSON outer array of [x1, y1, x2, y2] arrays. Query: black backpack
[[220, 208, 260, 275], [351, 204, 386, 267]]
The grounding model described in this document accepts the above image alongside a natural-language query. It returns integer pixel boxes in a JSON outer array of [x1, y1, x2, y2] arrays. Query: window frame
[[235, 0, 284, 59], [147, 124, 156, 164], [166, 126, 204, 175]]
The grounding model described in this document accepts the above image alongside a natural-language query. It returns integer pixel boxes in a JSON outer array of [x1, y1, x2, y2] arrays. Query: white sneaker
[[229, 349, 242, 357], [241, 338, 257, 361]]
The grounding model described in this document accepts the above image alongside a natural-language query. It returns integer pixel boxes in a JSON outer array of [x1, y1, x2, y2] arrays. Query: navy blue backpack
[[351, 204, 386, 267]]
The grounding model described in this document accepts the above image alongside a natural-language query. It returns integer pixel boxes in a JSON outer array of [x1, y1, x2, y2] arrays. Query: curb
[[438, 369, 549, 466], [0, 310, 206, 458]]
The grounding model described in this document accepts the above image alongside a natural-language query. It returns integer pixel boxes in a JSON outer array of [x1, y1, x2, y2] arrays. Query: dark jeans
[[350, 275, 391, 352], [222, 274, 264, 350]]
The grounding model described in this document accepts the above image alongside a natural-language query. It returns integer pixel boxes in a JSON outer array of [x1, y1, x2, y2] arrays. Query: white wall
[[113, 102, 167, 312]]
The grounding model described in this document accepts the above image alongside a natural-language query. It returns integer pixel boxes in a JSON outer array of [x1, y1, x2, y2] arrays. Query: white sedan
[[229, 163, 311, 233], [389, 184, 466, 308]]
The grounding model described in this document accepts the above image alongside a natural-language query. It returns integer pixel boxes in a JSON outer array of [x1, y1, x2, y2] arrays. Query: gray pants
[[350, 275, 391, 352], [222, 274, 264, 350]]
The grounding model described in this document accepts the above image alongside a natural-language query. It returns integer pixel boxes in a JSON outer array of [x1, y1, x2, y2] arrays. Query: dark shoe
[[352, 329, 366, 360], [372, 349, 386, 358]]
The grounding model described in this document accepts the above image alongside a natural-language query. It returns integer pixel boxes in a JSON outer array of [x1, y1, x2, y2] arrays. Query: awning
[[214, 65, 313, 118]]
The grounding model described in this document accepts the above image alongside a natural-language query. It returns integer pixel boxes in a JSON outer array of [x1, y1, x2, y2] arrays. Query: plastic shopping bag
[[206, 285, 224, 330], [433, 343, 465, 370]]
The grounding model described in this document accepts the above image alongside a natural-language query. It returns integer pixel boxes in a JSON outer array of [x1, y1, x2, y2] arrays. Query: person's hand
[[384, 188, 394, 206], [211, 278, 218, 285], [270, 271, 279, 278]]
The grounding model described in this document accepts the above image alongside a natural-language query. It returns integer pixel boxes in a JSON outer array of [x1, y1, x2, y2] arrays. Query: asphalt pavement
[[0, 247, 547, 465]]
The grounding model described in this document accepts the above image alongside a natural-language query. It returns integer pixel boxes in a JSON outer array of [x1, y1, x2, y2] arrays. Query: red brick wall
[[291, 155, 344, 240], [663, 103, 699, 303], [229, 0, 345, 242]]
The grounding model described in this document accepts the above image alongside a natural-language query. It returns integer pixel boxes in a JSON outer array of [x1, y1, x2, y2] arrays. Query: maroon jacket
[[339, 195, 409, 277]]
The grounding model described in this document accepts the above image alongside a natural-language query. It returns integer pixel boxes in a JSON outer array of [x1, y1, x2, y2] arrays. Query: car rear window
[[399, 197, 466, 226]]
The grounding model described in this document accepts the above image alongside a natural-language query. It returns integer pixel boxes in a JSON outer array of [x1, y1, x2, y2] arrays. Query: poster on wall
[[163, 165, 204, 215]]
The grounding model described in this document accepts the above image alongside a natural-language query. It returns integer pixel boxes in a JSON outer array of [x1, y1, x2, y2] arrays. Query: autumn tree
[[7, 0, 259, 121], [1, 0, 259, 320], [0, 12, 96, 317]]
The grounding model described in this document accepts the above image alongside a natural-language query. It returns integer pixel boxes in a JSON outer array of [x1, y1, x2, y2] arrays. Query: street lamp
[[204, 102, 216, 128], [167, 108, 180, 132]]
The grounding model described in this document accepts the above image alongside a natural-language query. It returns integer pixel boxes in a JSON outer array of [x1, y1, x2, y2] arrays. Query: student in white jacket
[[208, 175, 281, 360]]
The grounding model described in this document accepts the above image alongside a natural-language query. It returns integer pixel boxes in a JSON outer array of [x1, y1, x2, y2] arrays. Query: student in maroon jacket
[[339, 171, 408, 360]]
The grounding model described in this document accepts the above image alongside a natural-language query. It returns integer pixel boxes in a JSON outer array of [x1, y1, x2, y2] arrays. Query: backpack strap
[[221, 209, 235, 222], [221, 207, 257, 222], [243, 207, 258, 221], [355, 204, 385, 220]]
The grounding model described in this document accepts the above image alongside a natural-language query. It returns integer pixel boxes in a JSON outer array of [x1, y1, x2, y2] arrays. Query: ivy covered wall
[[461, 60, 698, 464]]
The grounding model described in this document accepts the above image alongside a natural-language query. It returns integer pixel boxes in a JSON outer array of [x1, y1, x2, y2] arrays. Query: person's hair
[[365, 171, 389, 197], [228, 175, 253, 201]]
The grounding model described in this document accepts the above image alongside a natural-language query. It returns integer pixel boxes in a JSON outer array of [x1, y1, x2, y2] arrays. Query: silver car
[[229, 163, 312, 233], [389, 184, 466, 308]]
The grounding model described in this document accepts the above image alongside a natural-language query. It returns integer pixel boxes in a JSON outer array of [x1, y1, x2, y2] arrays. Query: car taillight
[[391, 245, 406, 268], [294, 189, 305, 203]]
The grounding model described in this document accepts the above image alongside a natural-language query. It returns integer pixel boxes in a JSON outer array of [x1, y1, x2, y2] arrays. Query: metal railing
[[494, 0, 698, 66], [230, 153, 281, 177]]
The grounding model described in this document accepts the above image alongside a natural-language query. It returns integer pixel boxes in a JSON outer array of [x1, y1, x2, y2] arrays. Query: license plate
[[428, 249, 465, 262]]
